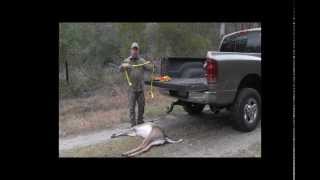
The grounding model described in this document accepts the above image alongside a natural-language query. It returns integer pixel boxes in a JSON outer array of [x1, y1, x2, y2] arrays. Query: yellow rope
[[124, 61, 154, 99], [150, 64, 154, 98], [131, 61, 151, 67], [124, 70, 132, 86]]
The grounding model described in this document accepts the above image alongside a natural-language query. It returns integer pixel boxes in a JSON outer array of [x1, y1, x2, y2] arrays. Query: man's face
[[130, 48, 139, 58]]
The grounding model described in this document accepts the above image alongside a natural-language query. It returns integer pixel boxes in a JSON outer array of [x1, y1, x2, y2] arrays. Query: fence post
[[65, 60, 69, 84]]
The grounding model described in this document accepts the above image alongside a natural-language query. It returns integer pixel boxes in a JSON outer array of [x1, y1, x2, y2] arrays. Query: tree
[[117, 23, 147, 58]]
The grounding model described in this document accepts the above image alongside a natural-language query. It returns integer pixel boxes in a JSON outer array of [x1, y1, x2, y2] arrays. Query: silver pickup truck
[[148, 28, 261, 132]]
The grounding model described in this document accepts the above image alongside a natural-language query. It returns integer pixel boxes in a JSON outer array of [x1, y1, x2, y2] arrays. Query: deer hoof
[[121, 153, 128, 157]]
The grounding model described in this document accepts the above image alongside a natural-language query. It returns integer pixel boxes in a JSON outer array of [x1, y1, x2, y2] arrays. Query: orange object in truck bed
[[153, 75, 172, 82]]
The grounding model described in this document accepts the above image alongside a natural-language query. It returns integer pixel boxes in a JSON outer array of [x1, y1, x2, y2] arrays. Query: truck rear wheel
[[231, 88, 261, 132], [183, 103, 205, 115]]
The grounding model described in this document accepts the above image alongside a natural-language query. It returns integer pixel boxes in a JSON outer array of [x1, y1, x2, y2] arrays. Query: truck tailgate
[[145, 78, 208, 91]]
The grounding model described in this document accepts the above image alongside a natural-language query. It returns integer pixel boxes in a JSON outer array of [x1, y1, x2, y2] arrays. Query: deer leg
[[127, 139, 165, 157], [122, 139, 148, 156], [111, 129, 133, 138], [111, 132, 127, 138], [122, 144, 144, 156]]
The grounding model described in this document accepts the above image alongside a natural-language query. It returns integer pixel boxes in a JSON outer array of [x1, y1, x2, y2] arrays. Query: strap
[[123, 61, 154, 99]]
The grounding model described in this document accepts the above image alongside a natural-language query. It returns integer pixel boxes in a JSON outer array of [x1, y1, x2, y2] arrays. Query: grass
[[144, 101, 169, 118], [59, 82, 175, 137]]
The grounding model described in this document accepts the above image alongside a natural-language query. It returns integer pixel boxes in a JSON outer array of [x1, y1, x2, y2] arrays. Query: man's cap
[[131, 42, 139, 49]]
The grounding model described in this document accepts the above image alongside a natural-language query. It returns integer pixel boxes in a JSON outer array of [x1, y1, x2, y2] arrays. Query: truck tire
[[183, 103, 205, 115], [231, 88, 261, 132]]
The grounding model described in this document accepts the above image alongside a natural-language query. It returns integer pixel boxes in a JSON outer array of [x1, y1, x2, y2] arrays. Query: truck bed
[[145, 78, 208, 91]]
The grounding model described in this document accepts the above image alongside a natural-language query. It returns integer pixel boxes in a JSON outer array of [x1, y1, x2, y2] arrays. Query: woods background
[[59, 23, 260, 99]]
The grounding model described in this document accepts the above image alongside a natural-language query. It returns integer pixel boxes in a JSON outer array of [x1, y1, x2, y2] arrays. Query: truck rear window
[[220, 31, 261, 53]]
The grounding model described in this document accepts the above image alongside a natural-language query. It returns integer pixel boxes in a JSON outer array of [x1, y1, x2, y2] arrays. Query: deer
[[110, 122, 183, 157]]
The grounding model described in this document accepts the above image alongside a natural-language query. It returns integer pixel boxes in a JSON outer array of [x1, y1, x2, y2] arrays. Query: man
[[119, 42, 154, 127]]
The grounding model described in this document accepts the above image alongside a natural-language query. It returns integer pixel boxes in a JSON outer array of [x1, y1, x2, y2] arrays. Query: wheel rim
[[243, 98, 258, 123]]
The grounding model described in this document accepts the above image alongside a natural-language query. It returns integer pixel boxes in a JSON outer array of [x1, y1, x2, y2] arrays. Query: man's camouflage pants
[[128, 90, 145, 126]]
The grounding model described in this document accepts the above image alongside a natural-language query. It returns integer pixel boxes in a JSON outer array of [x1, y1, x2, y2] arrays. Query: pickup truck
[[147, 28, 261, 132]]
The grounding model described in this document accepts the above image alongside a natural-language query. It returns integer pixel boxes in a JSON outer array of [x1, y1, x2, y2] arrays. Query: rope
[[124, 61, 154, 99], [124, 70, 132, 86], [131, 61, 151, 67], [150, 64, 154, 98]]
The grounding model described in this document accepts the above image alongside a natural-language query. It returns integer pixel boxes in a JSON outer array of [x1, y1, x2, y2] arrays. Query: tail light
[[204, 58, 217, 83]]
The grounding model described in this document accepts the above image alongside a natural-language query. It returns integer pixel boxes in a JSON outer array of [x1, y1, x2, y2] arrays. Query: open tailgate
[[145, 78, 208, 91]]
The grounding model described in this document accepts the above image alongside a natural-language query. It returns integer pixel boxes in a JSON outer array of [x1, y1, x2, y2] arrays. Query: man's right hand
[[122, 63, 132, 69]]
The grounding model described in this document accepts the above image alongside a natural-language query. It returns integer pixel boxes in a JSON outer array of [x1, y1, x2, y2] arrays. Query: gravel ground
[[59, 107, 261, 157]]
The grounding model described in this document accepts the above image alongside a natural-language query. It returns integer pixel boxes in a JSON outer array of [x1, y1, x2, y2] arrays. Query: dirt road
[[59, 107, 261, 157]]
